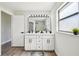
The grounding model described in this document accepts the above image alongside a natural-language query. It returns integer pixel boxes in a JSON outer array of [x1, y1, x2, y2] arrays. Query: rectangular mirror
[[28, 15, 51, 33]]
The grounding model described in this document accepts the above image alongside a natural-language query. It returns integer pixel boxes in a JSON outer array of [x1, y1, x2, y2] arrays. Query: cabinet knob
[[21, 32, 24, 34]]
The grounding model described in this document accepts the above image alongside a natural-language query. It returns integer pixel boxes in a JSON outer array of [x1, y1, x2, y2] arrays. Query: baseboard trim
[[1, 39, 11, 45]]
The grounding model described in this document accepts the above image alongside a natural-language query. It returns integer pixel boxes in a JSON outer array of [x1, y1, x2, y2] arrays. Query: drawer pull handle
[[47, 39, 50, 43], [29, 39, 32, 43]]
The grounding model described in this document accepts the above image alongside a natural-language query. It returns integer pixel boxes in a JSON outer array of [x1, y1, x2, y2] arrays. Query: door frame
[[0, 8, 13, 55]]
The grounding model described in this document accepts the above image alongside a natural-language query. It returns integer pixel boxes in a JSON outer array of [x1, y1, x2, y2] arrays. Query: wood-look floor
[[1, 42, 57, 56]]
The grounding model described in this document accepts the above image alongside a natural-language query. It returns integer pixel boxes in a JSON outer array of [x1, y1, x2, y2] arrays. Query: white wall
[[50, 2, 63, 33], [50, 11, 56, 33], [0, 9, 1, 56], [1, 12, 11, 45], [55, 32, 79, 56]]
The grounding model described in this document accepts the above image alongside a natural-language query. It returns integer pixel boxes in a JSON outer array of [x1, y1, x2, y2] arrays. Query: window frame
[[57, 2, 79, 33]]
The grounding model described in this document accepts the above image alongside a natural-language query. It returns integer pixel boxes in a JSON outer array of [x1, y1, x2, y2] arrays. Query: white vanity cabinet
[[25, 33, 54, 51]]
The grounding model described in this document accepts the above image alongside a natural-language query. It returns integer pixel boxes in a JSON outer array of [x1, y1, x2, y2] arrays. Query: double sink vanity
[[25, 33, 54, 51]]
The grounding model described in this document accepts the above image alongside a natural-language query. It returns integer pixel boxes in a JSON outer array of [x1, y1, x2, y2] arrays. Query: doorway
[[1, 11, 11, 55]]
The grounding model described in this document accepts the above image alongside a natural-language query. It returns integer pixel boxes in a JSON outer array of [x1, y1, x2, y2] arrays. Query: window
[[58, 2, 79, 32]]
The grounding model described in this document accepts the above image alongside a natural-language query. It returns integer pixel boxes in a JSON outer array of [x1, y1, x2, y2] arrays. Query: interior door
[[12, 15, 24, 46]]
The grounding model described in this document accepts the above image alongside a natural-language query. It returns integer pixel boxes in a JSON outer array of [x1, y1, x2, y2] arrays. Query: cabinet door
[[43, 38, 54, 51], [43, 39, 49, 50], [12, 15, 24, 46], [48, 39, 54, 50], [25, 39, 31, 50], [30, 39, 36, 50]]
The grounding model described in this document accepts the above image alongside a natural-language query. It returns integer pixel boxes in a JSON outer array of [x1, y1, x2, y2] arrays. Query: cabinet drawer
[[42, 36, 54, 39], [37, 40, 42, 43], [37, 39, 42, 44], [30, 36, 36, 38], [37, 42, 42, 45], [25, 36, 36, 39], [37, 39, 42, 41], [37, 35, 43, 39]]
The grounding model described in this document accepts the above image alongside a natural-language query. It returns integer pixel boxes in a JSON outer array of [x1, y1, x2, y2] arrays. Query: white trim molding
[[0, 9, 1, 56], [1, 39, 11, 45]]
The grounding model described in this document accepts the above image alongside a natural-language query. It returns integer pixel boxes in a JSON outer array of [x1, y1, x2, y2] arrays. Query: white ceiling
[[0, 2, 58, 11]]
